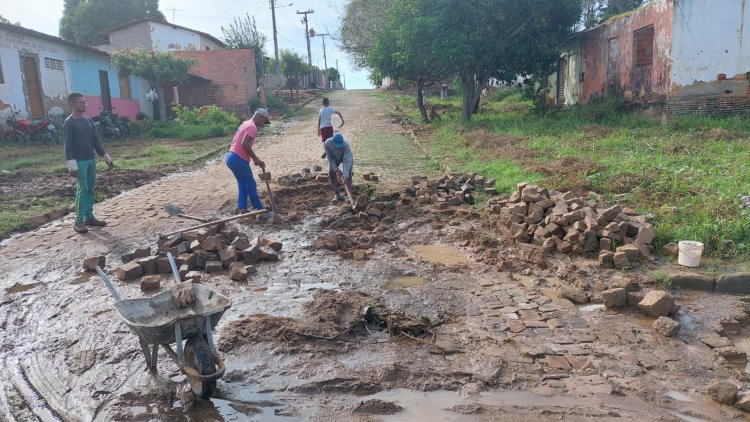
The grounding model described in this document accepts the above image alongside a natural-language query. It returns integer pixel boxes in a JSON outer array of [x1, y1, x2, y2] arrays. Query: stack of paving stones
[[402, 173, 497, 209], [362, 172, 379, 182], [356, 200, 398, 225], [488, 182, 655, 268], [114, 224, 281, 289], [276, 166, 329, 186]]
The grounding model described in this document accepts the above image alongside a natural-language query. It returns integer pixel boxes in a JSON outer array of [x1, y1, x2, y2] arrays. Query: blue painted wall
[[66, 48, 121, 98]]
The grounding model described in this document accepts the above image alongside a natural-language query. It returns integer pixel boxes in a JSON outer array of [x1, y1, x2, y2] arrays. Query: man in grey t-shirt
[[64, 92, 113, 234]]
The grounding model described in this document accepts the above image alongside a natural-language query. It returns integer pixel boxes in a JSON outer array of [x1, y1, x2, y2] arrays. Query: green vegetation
[[387, 89, 750, 259]]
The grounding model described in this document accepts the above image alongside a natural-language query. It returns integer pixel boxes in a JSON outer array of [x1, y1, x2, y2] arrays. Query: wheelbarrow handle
[[167, 252, 182, 284], [96, 266, 122, 302]]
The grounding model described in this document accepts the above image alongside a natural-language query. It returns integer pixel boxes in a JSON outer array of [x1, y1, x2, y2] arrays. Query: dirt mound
[[218, 290, 375, 351], [352, 399, 403, 415]]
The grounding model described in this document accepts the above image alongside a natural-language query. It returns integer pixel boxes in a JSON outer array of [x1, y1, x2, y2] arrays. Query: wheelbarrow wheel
[[184, 336, 216, 399]]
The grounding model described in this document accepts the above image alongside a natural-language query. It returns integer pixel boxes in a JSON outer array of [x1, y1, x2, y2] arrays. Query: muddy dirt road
[[1, 90, 749, 421]]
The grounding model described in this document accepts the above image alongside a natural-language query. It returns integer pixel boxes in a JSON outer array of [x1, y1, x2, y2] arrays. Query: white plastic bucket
[[677, 241, 704, 267]]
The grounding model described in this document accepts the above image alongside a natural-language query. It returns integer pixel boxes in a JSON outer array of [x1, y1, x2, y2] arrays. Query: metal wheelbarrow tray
[[96, 255, 231, 399]]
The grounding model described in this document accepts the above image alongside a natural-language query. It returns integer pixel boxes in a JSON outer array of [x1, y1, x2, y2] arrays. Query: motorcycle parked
[[5, 110, 58, 144]]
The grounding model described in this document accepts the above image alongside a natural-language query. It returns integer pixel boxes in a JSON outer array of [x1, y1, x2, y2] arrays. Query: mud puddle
[[4, 281, 42, 294], [410, 245, 471, 265]]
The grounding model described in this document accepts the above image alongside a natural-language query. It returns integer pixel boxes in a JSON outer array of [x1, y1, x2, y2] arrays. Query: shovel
[[260, 168, 277, 215], [339, 173, 357, 211], [165, 203, 208, 223]]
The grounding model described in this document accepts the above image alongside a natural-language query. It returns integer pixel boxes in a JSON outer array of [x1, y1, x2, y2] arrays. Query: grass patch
[[0, 194, 71, 238], [384, 89, 750, 259]]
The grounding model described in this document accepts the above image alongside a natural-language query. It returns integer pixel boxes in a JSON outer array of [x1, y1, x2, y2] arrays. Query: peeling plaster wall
[[581, 0, 673, 103], [671, 0, 750, 96], [0, 29, 71, 119]]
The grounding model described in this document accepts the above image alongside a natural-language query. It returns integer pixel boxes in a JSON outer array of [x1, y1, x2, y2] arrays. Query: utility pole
[[317, 33, 330, 69], [165, 8, 184, 23], [296, 10, 314, 66], [270, 0, 282, 98]]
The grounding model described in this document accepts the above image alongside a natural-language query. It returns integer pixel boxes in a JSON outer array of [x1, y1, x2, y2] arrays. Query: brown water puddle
[[5, 282, 42, 294], [384, 276, 430, 290], [410, 245, 472, 265]]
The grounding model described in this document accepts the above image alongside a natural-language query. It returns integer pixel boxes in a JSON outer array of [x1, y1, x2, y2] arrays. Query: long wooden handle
[[262, 170, 277, 214], [161, 209, 266, 238]]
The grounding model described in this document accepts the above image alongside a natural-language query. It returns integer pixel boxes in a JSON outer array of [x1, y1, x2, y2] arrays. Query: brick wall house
[[170, 49, 257, 116], [549, 0, 750, 117]]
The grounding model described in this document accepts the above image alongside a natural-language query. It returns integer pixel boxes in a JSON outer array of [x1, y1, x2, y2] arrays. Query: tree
[[0, 15, 10, 24], [338, 0, 393, 67], [111, 48, 196, 119], [221, 14, 268, 79], [60, 0, 165, 45], [368, 0, 452, 122], [324, 67, 340, 87], [412, 0, 581, 120], [579, 0, 644, 29], [280, 50, 309, 99], [601, 0, 645, 22]]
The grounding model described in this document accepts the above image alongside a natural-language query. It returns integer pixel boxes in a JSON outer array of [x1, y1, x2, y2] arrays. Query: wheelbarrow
[[96, 253, 231, 399]]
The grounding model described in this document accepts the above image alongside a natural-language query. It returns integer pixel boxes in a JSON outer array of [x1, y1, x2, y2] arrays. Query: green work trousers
[[75, 159, 96, 224]]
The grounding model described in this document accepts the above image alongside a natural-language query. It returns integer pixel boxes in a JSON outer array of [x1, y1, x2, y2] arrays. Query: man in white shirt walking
[[317, 97, 344, 158]]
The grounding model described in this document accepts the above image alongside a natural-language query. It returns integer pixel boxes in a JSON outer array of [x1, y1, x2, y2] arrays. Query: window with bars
[[44, 57, 64, 71], [633, 25, 654, 68]]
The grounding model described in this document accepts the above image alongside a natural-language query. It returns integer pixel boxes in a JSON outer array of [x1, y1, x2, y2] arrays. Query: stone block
[[616, 245, 641, 261], [179, 264, 189, 279], [652, 316, 680, 336], [136, 256, 159, 274], [259, 246, 280, 261], [638, 290, 675, 317], [157, 257, 172, 274], [613, 251, 630, 269], [228, 262, 248, 281], [116, 262, 142, 281], [706, 379, 738, 405], [598, 250, 615, 268], [716, 346, 747, 362], [83, 256, 105, 271], [140, 275, 161, 292], [133, 247, 151, 259], [219, 247, 238, 268], [557, 286, 588, 304], [205, 261, 224, 273], [200, 236, 223, 252], [599, 205, 622, 222], [637, 223, 656, 244], [602, 288, 627, 308]]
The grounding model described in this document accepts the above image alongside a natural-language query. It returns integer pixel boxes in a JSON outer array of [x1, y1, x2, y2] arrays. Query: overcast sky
[[3, 0, 373, 89]]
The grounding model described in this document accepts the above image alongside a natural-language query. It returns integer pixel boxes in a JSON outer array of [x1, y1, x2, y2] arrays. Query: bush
[[171, 103, 239, 126]]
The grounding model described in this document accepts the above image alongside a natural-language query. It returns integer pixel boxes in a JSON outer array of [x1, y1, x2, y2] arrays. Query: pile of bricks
[[113, 224, 282, 289], [355, 200, 398, 224], [488, 182, 655, 268], [276, 166, 328, 186], [402, 173, 498, 209]]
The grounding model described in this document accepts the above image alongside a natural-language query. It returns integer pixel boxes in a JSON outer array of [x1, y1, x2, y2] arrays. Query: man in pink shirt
[[225, 108, 272, 214]]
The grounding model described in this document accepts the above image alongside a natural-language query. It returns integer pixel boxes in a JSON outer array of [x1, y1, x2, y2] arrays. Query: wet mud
[[2, 91, 750, 421]]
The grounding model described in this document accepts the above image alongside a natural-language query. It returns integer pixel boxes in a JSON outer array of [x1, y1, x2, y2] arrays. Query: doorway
[[21, 55, 44, 118], [99, 70, 112, 112]]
